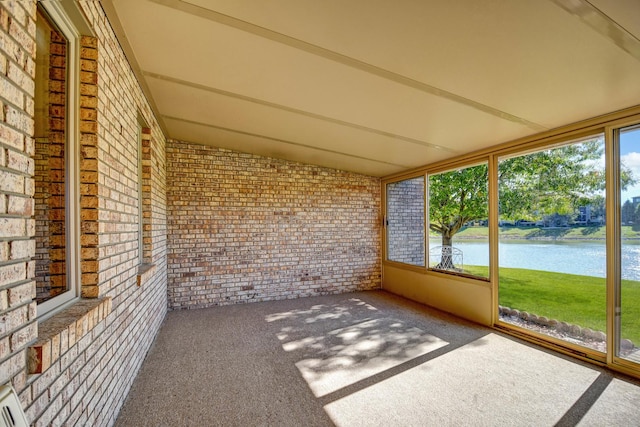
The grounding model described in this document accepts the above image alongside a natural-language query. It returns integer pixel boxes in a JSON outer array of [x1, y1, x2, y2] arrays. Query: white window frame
[[36, 1, 83, 319]]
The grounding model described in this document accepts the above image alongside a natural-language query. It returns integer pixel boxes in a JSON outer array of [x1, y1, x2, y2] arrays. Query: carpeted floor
[[115, 290, 640, 426]]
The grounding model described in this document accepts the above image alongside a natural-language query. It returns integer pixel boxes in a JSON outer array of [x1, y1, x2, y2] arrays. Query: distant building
[[576, 206, 591, 225]]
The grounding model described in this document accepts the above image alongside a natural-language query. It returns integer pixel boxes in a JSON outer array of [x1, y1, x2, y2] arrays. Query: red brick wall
[[167, 141, 381, 309]]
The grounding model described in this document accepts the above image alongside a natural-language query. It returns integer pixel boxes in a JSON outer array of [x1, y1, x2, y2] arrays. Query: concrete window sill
[[27, 297, 112, 374], [137, 263, 156, 287]]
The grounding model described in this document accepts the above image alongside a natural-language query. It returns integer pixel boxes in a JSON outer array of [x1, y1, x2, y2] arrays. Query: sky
[[620, 126, 640, 203]]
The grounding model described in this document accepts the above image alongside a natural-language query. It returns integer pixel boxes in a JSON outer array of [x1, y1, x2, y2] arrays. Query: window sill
[[383, 262, 492, 288], [382, 259, 428, 274], [27, 297, 112, 374], [137, 263, 156, 287], [427, 268, 491, 283]]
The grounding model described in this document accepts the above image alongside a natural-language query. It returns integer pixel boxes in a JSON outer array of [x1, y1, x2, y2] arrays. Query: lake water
[[430, 239, 640, 281]]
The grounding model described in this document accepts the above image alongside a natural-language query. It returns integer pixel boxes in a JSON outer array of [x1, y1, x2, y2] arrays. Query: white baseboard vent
[[0, 385, 28, 427]]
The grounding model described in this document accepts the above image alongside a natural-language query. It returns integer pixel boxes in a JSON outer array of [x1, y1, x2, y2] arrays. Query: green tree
[[429, 138, 634, 268], [498, 140, 611, 221], [429, 163, 488, 269], [429, 164, 488, 248]]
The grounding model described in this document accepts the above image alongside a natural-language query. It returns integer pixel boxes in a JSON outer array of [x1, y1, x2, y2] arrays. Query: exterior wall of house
[[0, 2, 167, 425], [166, 141, 381, 309]]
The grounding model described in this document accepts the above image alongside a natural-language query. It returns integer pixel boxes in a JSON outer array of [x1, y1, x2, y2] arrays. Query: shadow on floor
[[115, 290, 640, 427]]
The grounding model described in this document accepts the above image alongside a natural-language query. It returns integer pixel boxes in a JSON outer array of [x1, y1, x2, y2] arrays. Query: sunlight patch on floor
[[323, 333, 608, 427], [278, 317, 449, 397], [265, 298, 378, 323], [579, 377, 640, 425]]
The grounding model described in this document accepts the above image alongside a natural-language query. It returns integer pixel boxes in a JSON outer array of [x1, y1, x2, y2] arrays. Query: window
[[137, 122, 144, 265], [34, 4, 80, 317], [497, 134, 607, 352], [617, 124, 640, 362], [386, 176, 425, 266], [138, 124, 154, 266], [428, 163, 489, 278], [381, 112, 640, 374], [136, 125, 157, 286]]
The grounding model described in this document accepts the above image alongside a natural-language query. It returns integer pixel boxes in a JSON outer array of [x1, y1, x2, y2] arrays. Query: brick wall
[[2, 0, 381, 423], [33, 19, 67, 303], [0, 2, 167, 426], [386, 177, 425, 266], [167, 141, 381, 309], [0, 0, 38, 408]]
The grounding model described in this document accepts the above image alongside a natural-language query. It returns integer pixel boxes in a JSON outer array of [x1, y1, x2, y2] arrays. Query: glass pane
[[386, 177, 425, 266], [498, 135, 606, 353], [34, 9, 69, 303], [428, 163, 489, 278], [619, 124, 640, 362]]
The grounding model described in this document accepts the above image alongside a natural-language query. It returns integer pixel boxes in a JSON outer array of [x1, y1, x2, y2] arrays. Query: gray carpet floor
[[115, 290, 640, 427]]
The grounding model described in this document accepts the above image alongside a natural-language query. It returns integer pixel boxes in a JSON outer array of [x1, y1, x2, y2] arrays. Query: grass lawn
[[464, 265, 640, 344]]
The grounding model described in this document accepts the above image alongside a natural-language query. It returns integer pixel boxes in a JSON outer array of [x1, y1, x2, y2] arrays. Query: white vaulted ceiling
[[102, 0, 640, 177]]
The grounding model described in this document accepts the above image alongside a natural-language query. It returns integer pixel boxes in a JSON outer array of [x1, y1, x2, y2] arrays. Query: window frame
[[384, 174, 427, 268], [137, 121, 144, 266], [383, 157, 492, 279], [383, 128, 617, 282], [606, 114, 640, 373], [36, 1, 83, 319], [427, 160, 490, 280], [494, 132, 608, 354], [381, 108, 640, 378]]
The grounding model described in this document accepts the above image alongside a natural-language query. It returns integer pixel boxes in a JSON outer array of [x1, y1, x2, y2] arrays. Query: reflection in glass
[[34, 8, 69, 303], [386, 177, 425, 267]]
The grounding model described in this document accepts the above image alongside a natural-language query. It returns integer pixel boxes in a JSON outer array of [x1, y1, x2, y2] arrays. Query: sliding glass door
[[495, 119, 640, 372], [617, 124, 640, 365]]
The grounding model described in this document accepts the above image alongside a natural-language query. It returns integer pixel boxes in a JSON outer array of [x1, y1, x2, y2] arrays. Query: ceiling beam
[[550, 0, 640, 63], [144, 71, 457, 153], [151, 0, 547, 132], [163, 114, 413, 168]]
